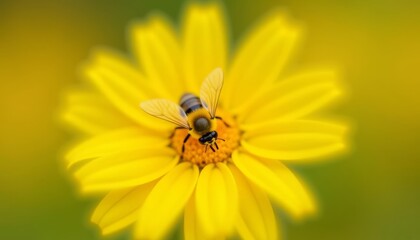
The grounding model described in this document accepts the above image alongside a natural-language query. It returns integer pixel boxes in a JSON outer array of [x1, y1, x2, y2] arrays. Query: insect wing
[[200, 68, 224, 118], [140, 99, 190, 129]]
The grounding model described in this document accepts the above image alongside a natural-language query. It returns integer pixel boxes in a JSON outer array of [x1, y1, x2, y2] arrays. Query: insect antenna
[[217, 138, 225, 141]]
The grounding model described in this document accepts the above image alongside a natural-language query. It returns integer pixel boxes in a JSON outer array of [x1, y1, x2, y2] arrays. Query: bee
[[140, 68, 227, 156]]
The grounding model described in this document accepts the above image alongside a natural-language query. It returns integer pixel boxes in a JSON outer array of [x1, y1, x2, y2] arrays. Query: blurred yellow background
[[1, 0, 419, 239]]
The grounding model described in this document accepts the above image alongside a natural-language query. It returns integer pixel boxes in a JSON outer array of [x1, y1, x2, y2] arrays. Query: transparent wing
[[200, 67, 224, 118], [140, 99, 190, 129]]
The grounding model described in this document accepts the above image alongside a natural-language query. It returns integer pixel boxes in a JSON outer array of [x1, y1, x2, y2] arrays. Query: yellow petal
[[229, 164, 278, 240], [84, 49, 172, 132], [238, 71, 342, 124], [258, 157, 317, 216], [241, 120, 347, 161], [136, 162, 199, 239], [232, 151, 313, 219], [65, 127, 169, 168], [74, 149, 178, 193], [184, 193, 209, 240], [195, 163, 238, 238], [130, 14, 184, 101], [91, 180, 156, 235], [223, 10, 300, 111], [61, 89, 134, 135], [182, 2, 227, 93]]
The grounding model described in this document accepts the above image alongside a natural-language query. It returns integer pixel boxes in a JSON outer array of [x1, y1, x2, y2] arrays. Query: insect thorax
[[186, 108, 217, 138]]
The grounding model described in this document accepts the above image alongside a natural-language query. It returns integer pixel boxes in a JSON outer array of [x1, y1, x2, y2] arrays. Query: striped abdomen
[[179, 93, 203, 115]]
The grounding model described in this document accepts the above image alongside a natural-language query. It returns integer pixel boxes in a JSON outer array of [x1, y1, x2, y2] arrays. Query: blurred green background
[[1, 0, 419, 239]]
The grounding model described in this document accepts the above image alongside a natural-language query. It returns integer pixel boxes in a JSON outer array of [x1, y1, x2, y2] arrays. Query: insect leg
[[210, 145, 215, 152], [181, 133, 191, 159], [215, 116, 230, 127], [214, 142, 219, 150], [169, 126, 187, 138]]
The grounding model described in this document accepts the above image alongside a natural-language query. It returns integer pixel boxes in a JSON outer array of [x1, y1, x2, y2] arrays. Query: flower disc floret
[[171, 110, 240, 167]]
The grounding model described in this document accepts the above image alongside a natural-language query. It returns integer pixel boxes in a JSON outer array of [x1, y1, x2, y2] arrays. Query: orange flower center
[[171, 110, 240, 167]]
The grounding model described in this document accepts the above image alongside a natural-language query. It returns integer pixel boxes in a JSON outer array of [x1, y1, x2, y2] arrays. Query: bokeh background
[[1, 0, 419, 239]]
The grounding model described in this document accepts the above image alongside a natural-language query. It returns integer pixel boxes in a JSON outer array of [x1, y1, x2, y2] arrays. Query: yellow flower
[[63, 2, 348, 240]]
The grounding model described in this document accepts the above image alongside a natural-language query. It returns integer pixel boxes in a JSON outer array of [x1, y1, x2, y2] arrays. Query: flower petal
[[229, 164, 278, 240], [195, 163, 238, 238], [232, 151, 315, 219], [184, 193, 207, 240], [238, 71, 342, 124], [74, 149, 178, 193], [136, 162, 199, 239], [130, 14, 184, 101], [83, 49, 172, 132], [91, 180, 156, 235], [65, 127, 169, 167], [61, 89, 134, 135], [223, 10, 300, 112], [182, 2, 227, 93], [258, 157, 317, 216], [241, 120, 347, 161]]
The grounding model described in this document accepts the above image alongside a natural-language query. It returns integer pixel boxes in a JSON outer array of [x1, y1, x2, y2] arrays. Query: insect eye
[[194, 117, 210, 132]]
